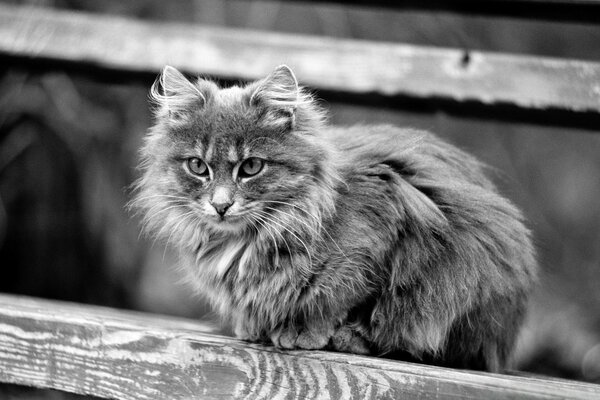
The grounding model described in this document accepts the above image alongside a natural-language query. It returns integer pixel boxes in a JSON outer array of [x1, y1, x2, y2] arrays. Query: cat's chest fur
[[187, 233, 310, 332]]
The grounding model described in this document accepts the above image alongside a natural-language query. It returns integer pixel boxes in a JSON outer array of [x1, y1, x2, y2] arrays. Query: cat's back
[[322, 124, 491, 189], [323, 124, 424, 157]]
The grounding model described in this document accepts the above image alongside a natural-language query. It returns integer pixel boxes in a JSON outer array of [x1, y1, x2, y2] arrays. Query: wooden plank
[[0, 294, 599, 399], [0, 5, 600, 120], [253, 0, 600, 23]]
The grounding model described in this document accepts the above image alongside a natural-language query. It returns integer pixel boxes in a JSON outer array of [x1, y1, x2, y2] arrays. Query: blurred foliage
[[0, 0, 599, 386]]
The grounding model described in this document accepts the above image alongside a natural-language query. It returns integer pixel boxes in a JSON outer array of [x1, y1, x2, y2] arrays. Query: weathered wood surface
[[1, 4, 600, 117], [0, 294, 599, 399]]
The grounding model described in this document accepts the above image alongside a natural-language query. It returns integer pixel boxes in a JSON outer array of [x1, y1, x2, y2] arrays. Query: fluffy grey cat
[[133, 65, 537, 372]]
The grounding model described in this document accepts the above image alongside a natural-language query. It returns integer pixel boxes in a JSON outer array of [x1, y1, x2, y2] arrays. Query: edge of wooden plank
[[0, 294, 599, 399], [0, 294, 218, 336], [0, 4, 600, 116]]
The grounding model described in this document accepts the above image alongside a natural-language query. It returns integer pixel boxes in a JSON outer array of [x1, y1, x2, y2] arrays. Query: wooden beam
[[0, 294, 599, 399], [1, 4, 600, 124]]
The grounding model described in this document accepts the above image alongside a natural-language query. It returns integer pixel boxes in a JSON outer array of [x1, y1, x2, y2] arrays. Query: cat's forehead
[[200, 135, 248, 164], [184, 86, 251, 142], [213, 86, 247, 106], [176, 84, 281, 162]]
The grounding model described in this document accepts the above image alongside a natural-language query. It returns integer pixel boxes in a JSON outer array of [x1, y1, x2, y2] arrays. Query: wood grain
[[1, 4, 600, 116], [0, 294, 599, 399]]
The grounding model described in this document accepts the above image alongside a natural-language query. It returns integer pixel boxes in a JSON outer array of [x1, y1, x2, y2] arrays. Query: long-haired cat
[[133, 65, 537, 372]]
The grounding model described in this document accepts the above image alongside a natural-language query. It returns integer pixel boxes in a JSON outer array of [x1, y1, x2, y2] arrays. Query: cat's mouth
[[208, 213, 245, 230]]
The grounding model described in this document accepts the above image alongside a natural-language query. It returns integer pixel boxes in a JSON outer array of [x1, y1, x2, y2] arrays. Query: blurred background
[[0, 0, 599, 393]]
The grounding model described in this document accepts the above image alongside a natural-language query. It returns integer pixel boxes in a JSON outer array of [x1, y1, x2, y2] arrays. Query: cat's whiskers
[[129, 193, 188, 215], [255, 200, 324, 234], [163, 209, 198, 260], [162, 212, 193, 263], [246, 214, 281, 269], [246, 215, 290, 286], [251, 212, 291, 264], [252, 209, 313, 272], [263, 206, 320, 241], [138, 201, 181, 239], [154, 210, 190, 251], [152, 206, 199, 250], [139, 201, 190, 237], [254, 199, 323, 240], [141, 199, 186, 216], [189, 218, 206, 252], [132, 193, 189, 202], [266, 207, 368, 295], [256, 199, 351, 263], [253, 200, 322, 224], [251, 212, 300, 289], [263, 204, 352, 266]]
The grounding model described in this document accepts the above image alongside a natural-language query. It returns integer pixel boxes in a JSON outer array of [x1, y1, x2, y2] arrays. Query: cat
[[132, 64, 537, 372]]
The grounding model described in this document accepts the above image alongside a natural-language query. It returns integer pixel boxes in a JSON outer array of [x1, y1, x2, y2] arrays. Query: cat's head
[[133, 65, 336, 248]]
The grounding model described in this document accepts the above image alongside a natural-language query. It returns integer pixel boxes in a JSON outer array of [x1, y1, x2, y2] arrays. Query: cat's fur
[[133, 65, 537, 372]]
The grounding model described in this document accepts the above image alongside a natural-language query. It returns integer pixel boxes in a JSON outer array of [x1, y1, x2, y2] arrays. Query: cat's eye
[[239, 158, 264, 178], [186, 157, 209, 176]]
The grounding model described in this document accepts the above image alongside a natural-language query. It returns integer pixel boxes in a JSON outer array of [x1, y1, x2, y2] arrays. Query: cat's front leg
[[270, 319, 334, 350], [233, 313, 262, 343]]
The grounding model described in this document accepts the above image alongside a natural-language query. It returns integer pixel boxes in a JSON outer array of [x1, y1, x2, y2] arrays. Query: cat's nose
[[210, 186, 234, 217], [211, 201, 232, 216]]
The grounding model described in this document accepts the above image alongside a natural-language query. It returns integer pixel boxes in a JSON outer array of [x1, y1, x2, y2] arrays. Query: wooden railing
[[1, 4, 600, 129], [1, 295, 599, 399], [1, 2, 600, 399]]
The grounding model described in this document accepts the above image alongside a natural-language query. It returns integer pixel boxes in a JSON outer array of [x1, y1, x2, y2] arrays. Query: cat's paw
[[271, 326, 297, 349], [330, 325, 370, 355], [271, 322, 333, 350], [295, 326, 332, 349], [234, 318, 260, 342]]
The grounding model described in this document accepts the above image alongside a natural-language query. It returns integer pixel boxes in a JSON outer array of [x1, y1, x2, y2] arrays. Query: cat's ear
[[150, 65, 205, 121], [249, 65, 300, 129]]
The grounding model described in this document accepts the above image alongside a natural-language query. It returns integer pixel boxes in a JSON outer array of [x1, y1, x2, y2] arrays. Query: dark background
[[1, 0, 599, 388]]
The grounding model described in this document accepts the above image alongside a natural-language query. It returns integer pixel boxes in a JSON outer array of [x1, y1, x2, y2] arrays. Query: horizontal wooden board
[[0, 294, 599, 399], [1, 4, 600, 120]]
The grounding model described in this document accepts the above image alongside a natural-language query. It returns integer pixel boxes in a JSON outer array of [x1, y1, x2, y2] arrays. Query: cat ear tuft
[[150, 65, 205, 121], [250, 65, 304, 129], [250, 65, 299, 107]]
